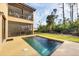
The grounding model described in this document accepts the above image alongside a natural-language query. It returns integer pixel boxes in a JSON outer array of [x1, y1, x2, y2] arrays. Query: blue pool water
[[23, 36, 63, 56]]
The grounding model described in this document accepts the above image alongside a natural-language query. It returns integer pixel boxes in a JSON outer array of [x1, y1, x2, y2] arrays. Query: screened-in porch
[[8, 21, 33, 37]]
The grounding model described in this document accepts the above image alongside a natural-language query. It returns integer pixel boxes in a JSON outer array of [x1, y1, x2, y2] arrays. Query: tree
[[72, 3, 79, 20], [46, 9, 58, 32], [59, 3, 65, 24], [62, 3, 65, 24], [68, 3, 76, 22], [76, 3, 79, 19]]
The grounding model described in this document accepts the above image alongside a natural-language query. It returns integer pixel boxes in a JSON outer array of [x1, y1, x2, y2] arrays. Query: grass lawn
[[36, 33, 79, 42]]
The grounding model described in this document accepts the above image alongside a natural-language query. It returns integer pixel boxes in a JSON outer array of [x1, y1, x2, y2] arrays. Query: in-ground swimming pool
[[23, 36, 63, 56]]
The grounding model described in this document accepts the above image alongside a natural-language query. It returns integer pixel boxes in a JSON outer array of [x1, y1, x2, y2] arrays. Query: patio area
[[0, 36, 40, 56], [0, 34, 79, 56]]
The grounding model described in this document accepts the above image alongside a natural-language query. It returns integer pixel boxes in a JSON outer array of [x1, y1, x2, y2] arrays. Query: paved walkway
[[0, 37, 40, 56], [52, 41, 79, 56]]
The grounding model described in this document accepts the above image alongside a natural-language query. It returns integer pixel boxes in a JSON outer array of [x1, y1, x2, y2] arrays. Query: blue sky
[[27, 3, 78, 29]]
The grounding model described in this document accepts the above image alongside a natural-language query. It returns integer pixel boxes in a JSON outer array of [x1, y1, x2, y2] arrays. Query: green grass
[[36, 33, 79, 42]]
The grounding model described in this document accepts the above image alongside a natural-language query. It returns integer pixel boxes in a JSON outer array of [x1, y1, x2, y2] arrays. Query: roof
[[21, 3, 36, 11], [8, 3, 36, 12]]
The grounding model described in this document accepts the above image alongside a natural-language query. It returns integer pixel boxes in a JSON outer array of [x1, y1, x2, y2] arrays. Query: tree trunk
[[71, 4, 73, 22], [62, 3, 65, 24], [76, 3, 79, 19], [70, 4, 74, 22]]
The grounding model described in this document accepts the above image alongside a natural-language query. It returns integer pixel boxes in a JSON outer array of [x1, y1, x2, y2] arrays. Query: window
[[8, 5, 22, 18], [23, 10, 33, 20]]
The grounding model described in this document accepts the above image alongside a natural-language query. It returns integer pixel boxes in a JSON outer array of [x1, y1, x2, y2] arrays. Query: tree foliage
[[46, 8, 58, 31], [37, 3, 79, 36]]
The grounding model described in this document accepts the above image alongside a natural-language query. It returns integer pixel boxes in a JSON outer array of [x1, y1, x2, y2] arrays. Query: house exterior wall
[[8, 16, 33, 24], [0, 4, 8, 17], [0, 14, 3, 44], [0, 4, 8, 44]]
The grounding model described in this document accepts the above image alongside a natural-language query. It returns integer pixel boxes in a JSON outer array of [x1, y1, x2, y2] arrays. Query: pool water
[[23, 37, 63, 56]]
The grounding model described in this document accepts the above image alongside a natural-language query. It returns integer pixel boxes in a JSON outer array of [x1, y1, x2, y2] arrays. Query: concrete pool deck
[[0, 37, 79, 56], [0, 37, 40, 56], [52, 41, 79, 56]]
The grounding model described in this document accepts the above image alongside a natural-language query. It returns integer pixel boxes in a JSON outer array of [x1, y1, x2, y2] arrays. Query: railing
[[8, 30, 32, 37], [8, 9, 33, 21]]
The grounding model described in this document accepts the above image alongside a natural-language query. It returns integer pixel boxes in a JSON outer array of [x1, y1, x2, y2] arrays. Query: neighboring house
[[0, 3, 36, 44]]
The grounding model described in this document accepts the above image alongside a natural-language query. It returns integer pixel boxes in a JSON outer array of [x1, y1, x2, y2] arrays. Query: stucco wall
[[0, 4, 8, 18], [0, 4, 8, 44], [0, 15, 2, 44]]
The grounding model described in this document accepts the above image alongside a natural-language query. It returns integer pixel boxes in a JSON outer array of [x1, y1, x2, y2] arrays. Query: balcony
[[8, 5, 33, 21]]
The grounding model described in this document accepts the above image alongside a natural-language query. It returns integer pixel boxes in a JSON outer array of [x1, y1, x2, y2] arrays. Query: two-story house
[[0, 3, 36, 44]]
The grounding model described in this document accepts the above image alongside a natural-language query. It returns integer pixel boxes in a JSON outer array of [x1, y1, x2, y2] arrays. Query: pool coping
[[35, 34, 64, 43], [35, 33, 79, 43]]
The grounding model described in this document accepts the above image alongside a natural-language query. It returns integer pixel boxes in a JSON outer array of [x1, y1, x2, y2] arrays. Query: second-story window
[[8, 5, 22, 18], [23, 10, 33, 20], [28, 13, 33, 20]]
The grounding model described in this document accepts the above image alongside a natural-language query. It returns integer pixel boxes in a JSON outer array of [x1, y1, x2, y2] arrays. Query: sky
[[27, 3, 78, 29]]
